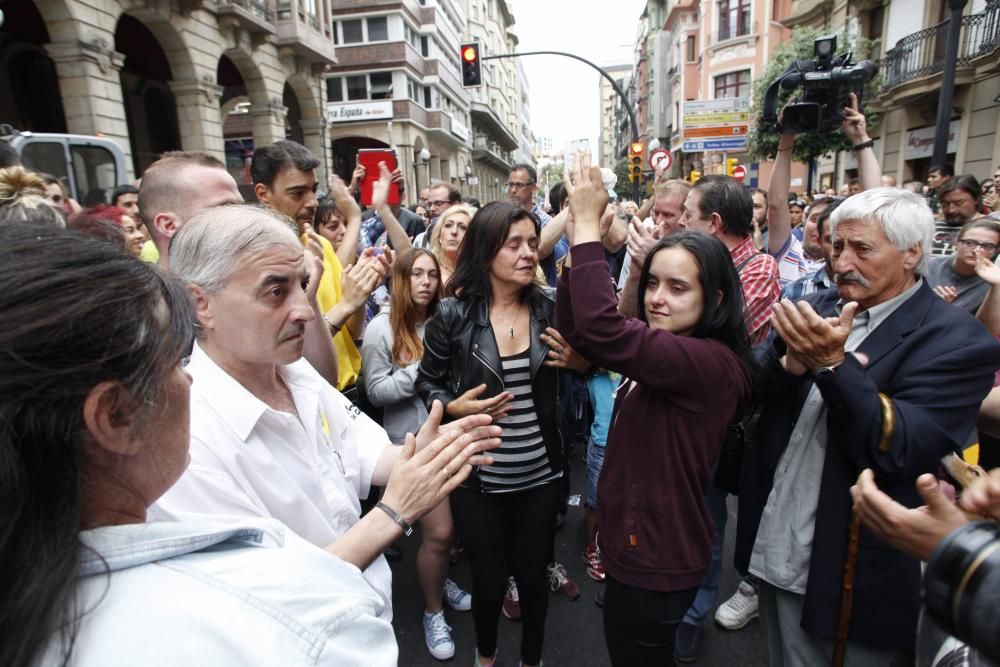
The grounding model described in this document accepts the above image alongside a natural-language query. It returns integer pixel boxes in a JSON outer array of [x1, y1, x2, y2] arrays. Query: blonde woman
[[430, 203, 476, 287]]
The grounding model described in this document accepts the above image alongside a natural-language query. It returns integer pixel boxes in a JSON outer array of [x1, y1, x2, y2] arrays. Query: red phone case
[[357, 149, 400, 207]]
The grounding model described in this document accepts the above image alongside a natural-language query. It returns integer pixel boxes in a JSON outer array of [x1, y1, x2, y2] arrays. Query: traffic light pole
[[481, 50, 642, 202]]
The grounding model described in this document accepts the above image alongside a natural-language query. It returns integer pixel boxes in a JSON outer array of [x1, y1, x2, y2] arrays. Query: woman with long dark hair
[[0, 222, 399, 666], [557, 158, 754, 666], [418, 201, 564, 667], [361, 248, 472, 660]]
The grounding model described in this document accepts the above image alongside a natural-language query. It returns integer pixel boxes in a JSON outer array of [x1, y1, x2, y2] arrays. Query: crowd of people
[[1, 97, 1000, 667]]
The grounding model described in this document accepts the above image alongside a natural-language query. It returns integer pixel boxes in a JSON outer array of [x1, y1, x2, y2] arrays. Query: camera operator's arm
[[842, 92, 881, 192], [767, 131, 795, 255]]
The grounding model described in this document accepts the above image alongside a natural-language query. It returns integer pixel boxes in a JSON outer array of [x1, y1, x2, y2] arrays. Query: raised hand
[[371, 161, 393, 210], [841, 91, 870, 145], [301, 222, 325, 305], [974, 246, 1000, 285], [541, 326, 591, 372], [563, 150, 609, 245], [330, 173, 361, 220]]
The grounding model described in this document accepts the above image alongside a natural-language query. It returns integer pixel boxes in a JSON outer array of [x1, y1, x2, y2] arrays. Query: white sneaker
[[423, 610, 455, 660], [714, 579, 759, 630], [443, 577, 472, 611]]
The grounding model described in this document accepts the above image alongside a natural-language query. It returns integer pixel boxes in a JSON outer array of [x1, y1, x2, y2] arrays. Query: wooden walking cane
[[832, 393, 895, 667]]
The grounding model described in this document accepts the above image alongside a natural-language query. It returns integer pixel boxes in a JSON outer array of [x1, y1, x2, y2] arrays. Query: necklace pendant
[[509, 326, 514, 338]]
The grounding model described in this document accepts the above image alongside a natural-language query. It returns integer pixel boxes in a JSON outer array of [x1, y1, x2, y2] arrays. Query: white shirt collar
[[187, 342, 322, 442]]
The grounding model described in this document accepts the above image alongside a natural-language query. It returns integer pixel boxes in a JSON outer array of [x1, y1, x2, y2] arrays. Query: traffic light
[[725, 158, 739, 177], [629, 142, 644, 184], [461, 43, 482, 87], [689, 170, 701, 184]]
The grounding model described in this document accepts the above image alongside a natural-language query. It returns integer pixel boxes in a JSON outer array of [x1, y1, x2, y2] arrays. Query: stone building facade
[[1, 0, 336, 191]]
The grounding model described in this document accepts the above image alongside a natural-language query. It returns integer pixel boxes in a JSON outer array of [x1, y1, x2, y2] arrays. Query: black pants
[[450, 481, 562, 665], [602, 574, 699, 667]]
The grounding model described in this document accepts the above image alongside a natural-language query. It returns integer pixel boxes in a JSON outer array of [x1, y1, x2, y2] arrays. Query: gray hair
[[169, 204, 301, 294], [829, 187, 934, 274]]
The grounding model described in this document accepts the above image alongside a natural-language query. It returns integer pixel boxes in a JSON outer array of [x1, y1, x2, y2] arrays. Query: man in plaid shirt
[[681, 175, 780, 345]]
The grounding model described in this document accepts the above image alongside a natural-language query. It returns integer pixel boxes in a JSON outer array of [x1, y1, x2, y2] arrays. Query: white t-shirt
[[154, 342, 393, 610], [770, 233, 825, 287]]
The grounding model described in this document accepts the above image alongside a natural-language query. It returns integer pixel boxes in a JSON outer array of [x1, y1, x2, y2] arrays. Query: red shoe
[[547, 562, 581, 600], [584, 542, 606, 582]]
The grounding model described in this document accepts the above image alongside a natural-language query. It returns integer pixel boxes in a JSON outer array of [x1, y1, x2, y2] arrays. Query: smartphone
[[357, 148, 400, 207]]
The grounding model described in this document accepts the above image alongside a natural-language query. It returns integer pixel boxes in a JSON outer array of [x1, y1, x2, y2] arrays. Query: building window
[[346, 75, 368, 100], [326, 77, 343, 103], [370, 72, 393, 99], [686, 35, 697, 61], [342, 19, 364, 44], [367, 16, 388, 41], [421, 36, 429, 57], [714, 70, 750, 98], [424, 86, 432, 108], [717, 0, 751, 40]]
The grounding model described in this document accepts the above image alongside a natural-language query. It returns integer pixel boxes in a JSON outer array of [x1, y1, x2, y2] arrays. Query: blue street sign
[[681, 137, 748, 152]]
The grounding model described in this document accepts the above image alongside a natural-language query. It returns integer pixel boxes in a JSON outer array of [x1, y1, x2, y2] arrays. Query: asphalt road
[[390, 454, 769, 666]]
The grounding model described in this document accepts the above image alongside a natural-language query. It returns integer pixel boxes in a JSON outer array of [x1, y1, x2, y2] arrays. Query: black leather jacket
[[417, 286, 564, 478]]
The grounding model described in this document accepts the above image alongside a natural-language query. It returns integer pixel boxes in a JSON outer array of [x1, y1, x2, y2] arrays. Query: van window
[[20, 141, 70, 192], [71, 144, 119, 207]]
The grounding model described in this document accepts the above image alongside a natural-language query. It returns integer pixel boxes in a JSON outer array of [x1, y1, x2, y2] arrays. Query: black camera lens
[[923, 521, 1000, 664]]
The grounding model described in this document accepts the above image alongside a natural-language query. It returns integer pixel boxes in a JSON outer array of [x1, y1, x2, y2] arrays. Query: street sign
[[682, 98, 751, 151], [683, 125, 748, 139], [681, 137, 748, 153], [648, 148, 671, 171], [732, 165, 747, 182]]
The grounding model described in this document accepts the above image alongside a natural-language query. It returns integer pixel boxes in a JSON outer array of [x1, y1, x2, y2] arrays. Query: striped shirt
[[478, 349, 560, 493], [730, 235, 781, 345]]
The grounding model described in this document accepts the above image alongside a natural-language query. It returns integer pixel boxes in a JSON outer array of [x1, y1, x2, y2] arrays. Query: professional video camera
[[760, 35, 877, 134]]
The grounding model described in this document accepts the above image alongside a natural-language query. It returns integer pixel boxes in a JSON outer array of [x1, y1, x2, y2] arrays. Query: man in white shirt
[[155, 204, 500, 620]]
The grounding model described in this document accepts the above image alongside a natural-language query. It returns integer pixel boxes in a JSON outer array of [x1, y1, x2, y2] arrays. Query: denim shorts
[[585, 441, 606, 509]]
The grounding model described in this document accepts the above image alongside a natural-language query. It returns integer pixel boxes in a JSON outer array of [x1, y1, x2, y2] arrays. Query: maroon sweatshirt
[[558, 242, 750, 592]]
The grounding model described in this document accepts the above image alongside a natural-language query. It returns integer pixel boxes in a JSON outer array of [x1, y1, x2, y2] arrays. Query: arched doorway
[[219, 54, 254, 195], [283, 82, 304, 144], [114, 14, 181, 176], [0, 1, 66, 132]]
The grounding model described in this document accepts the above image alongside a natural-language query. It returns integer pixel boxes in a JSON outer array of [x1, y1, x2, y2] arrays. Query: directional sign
[[683, 98, 750, 114], [683, 125, 749, 139], [684, 112, 751, 127], [681, 137, 748, 153], [732, 164, 747, 182], [648, 148, 671, 171]]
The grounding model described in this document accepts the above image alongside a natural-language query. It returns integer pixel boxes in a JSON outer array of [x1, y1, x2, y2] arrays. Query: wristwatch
[[813, 365, 838, 379]]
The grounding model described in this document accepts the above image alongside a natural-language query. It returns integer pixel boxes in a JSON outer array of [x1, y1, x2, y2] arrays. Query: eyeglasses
[[506, 181, 534, 190], [957, 239, 999, 253]]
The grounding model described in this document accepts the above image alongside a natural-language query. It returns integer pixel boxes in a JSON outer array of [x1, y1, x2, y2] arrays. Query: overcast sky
[[506, 0, 647, 161]]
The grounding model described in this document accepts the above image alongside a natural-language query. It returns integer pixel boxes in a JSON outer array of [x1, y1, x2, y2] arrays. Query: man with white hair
[[736, 188, 1000, 664], [155, 205, 501, 644]]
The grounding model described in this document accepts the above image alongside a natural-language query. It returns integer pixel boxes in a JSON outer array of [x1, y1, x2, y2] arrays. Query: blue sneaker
[[443, 577, 472, 611], [423, 610, 455, 660]]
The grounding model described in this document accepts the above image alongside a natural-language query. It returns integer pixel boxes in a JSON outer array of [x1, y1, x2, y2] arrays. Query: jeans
[[603, 575, 699, 666], [585, 442, 606, 509], [682, 482, 729, 626], [450, 482, 562, 665]]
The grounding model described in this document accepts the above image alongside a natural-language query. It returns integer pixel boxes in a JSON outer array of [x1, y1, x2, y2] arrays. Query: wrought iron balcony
[[881, 0, 1000, 93]]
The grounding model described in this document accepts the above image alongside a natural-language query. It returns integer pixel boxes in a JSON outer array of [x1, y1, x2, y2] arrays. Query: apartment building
[[326, 0, 472, 201], [785, 0, 1000, 186], [598, 63, 633, 166]]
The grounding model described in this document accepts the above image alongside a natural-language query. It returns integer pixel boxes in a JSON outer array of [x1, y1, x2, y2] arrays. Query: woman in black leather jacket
[[418, 201, 563, 667]]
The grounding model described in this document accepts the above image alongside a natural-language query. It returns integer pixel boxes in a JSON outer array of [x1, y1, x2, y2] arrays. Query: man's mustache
[[835, 271, 872, 288]]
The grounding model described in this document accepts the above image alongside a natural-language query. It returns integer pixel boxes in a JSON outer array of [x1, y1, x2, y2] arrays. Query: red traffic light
[[462, 46, 478, 62]]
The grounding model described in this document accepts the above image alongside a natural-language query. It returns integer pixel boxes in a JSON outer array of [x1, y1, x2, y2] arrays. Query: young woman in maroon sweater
[[557, 156, 755, 666]]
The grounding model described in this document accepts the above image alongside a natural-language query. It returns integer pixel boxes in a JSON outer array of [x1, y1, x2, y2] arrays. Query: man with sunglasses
[[926, 218, 1000, 313]]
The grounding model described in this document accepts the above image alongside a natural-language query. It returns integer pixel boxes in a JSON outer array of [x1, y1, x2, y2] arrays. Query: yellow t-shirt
[[306, 234, 362, 390], [139, 240, 160, 263]]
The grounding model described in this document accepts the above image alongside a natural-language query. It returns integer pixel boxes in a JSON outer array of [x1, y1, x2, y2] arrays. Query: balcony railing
[[881, 0, 1000, 93], [711, 19, 756, 45], [220, 0, 273, 21]]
